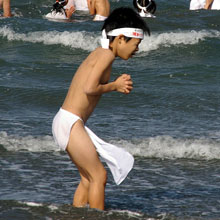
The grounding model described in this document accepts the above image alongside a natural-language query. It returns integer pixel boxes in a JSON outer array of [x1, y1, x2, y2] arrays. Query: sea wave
[[0, 26, 220, 52], [139, 29, 220, 52], [116, 136, 220, 160], [0, 26, 99, 51], [0, 200, 164, 220], [1, 131, 219, 160]]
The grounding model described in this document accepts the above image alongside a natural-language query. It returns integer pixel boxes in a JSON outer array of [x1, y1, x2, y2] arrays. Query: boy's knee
[[81, 177, 90, 189], [92, 167, 107, 185], [101, 168, 107, 184]]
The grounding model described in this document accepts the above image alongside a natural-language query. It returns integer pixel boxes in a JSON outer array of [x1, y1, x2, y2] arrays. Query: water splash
[[1, 26, 219, 52], [1, 131, 219, 160], [139, 30, 220, 52]]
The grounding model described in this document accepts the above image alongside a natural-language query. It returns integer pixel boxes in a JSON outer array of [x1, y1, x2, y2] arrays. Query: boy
[[87, 0, 110, 21], [52, 7, 150, 210]]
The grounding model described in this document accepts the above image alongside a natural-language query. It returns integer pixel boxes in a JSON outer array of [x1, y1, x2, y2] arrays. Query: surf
[[1, 131, 220, 160], [1, 26, 220, 52]]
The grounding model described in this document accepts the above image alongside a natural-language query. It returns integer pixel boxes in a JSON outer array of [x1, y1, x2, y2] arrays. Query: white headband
[[101, 28, 144, 49]]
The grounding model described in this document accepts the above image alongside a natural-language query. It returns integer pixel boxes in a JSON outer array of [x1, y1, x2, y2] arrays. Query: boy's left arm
[[84, 51, 133, 95]]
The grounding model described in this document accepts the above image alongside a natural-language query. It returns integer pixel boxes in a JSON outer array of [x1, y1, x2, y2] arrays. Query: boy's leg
[[66, 120, 107, 210], [72, 173, 89, 207]]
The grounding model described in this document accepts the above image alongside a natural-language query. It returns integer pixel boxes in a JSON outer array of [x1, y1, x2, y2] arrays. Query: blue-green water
[[0, 0, 220, 219]]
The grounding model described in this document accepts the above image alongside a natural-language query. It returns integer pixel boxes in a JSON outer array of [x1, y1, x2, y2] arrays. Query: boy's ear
[[118, 35, 125, 44]]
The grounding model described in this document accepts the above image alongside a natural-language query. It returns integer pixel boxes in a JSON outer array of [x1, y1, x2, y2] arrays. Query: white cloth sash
[[85, 126, 134, 185]]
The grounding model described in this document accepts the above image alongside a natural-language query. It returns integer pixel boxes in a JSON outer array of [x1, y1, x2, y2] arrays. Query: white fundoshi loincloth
[[52, 108, 134, 185]]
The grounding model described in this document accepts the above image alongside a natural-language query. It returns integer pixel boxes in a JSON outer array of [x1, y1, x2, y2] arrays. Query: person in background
[[133, 0, 156, 17], [46, 0, 75, 19], [190, 0, 220, 10], [63, 0, 75, 18], [0, 0, 12, 17], [204, 0, 214, 8], [190, 0, 205, 10], [87, 0, 110, 21], [204, 0, 220, 9], [74, 0, 89, 11]]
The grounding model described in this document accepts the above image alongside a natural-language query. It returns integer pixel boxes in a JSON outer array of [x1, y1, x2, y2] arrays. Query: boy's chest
[[100, 66, 112, 84]]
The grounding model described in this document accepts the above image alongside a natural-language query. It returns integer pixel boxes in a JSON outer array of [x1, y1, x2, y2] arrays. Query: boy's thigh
[[66, 120, 103, 173]]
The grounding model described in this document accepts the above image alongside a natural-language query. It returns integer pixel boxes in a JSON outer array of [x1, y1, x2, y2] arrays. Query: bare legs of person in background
[[204, 0, 214, 9], [0, 0, 12, 17]]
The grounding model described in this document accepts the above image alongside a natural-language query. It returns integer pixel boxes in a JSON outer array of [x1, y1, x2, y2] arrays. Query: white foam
[[19, 201, 43, 207], [0, 26, 99, 51], [0, 131, 60, 152], [48, 204, 59, 211], [139, 30, 220, 52], [18, 201, 59, 211], [1, 131, 220, 160], [0, 26, 220, 52], [108, 209, 161, 220], [109, 209, 144, 217], [113, 135, 220, 160]]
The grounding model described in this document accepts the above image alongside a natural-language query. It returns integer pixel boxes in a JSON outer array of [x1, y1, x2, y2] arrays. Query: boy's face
[[117, 37, 141, 60]]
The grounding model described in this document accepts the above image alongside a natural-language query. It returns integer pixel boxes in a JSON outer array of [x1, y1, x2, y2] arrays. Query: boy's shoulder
[[92, 47, 115, 61], [95, 47, 114, 56], [84, 47, 115, 68]]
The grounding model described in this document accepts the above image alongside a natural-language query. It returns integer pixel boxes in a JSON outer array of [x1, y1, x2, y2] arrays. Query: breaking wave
[[0, 26, 220, 52], [1, 131, 219, 160]]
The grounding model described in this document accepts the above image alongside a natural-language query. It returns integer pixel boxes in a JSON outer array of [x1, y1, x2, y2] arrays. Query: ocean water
[[0, 0, 220, 219]]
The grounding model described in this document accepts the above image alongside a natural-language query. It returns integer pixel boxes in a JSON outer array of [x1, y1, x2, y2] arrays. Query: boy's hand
[[115, 74, 133, 94]]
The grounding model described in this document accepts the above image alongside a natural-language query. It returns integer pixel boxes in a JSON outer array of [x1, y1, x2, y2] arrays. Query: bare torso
[[62, 47, 114, 122], [88, 0, 110, 17], [95, 0, 110, 16]]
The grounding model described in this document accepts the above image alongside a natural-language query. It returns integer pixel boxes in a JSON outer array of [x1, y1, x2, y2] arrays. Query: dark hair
[[133, 0, 157, 14], [102, 7, 150, 40], [52, 0, 67, 13]]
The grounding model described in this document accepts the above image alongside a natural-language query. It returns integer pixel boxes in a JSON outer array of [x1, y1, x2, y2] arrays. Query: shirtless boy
[[0, 0, 12, 17], [52, 7, 150, 210], [87, 0, 110, 21]]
